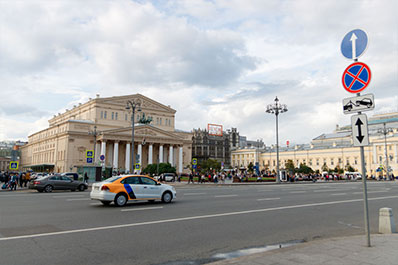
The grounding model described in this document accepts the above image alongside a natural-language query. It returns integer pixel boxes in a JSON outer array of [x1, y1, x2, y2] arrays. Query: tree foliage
[[142, 163, 176, 175], [197, 159, 221, 173], [297, 163, 314, 174]]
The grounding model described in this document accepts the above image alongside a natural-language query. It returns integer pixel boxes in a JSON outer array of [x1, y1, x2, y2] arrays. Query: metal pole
[[360, 145, 371, 247], [93, 125, 97, 164], [131, 108, 135, 174], [276, 113, 280, 183], [383, 123, 389, 180]]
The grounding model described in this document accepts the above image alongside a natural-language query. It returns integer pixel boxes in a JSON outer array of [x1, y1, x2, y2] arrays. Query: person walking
[[84, 172, 89, 184], [188, 173, 194, 184], [10, 174, 17, 191]]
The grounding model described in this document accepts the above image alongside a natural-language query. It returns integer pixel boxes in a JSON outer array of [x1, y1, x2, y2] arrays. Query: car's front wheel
[[114, 193, 128, 207], [44, 185, 53, 193], [161, 191, 173, 203], [78, 184, 85, 191]]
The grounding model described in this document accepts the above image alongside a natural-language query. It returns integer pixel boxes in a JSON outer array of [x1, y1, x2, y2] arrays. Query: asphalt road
[[0, 181, 397, 265]]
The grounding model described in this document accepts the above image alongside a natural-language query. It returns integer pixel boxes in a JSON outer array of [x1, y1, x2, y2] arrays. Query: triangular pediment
[[102, 124, 183, 140], [99, 94, 176, 114]]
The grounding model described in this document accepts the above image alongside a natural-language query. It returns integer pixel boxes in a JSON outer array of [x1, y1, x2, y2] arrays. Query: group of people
[[0, 171, 31, 191]]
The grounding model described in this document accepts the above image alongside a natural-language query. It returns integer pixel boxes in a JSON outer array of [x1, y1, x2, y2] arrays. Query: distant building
[[0, 157, 11, 172], [232, 112, 398, 177], [192, 127, 239, 167]]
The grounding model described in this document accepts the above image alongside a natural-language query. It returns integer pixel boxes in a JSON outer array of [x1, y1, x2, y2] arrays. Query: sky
[[0, 0, 397, 147]]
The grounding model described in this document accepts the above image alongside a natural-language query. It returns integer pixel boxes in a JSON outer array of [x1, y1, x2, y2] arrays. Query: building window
[[331, 159, 334, 166], [160, 118, 162, 125], [379, 156, 383, 163], [125, 114, 128, 121], [115, 112, 118, 120], [354, 158, 358, 165], [316, 159, 319, 166], [111, 112, 114, 120], [104, 111, 107, 119], [100, 111, 103, 119]]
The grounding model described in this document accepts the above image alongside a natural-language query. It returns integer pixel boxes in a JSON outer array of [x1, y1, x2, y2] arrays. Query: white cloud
[[0, 0, 397, 146]]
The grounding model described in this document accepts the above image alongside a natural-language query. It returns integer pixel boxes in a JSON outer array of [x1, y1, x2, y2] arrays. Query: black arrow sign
[[355, 118, 364, 143]]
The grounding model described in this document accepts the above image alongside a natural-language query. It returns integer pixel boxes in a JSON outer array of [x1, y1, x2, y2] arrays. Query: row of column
[[98, 141, 183, 173]]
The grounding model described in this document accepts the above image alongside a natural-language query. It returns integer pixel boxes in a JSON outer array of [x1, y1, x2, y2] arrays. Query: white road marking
[[183, 193, 207, 196], [353, 191, 388, 194], [313, 189, 345, 193], [289, 191, 306, 194], [257, 198, 280, 201], [214, 195, 238, 198], [2, 195, 398, 241], [66, 198, 91, 201], [53, 195, 85, 198], [331, 193, 347, 196], [121, 206, 164, 212]]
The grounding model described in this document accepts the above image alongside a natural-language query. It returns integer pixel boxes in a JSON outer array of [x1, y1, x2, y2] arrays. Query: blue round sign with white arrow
[[341, 29, 368, 60]]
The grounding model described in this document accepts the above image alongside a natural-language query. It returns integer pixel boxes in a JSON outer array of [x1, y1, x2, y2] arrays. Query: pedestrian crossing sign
[[86, 150, 94, 158], [9, 161, 19, 170]]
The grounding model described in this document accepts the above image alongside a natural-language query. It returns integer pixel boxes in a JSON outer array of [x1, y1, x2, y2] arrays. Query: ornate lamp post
[[378, 123, 393, 180], [266, 96, 288, 183], [88, 125, 98, 164], [126, 100, 141, 173]]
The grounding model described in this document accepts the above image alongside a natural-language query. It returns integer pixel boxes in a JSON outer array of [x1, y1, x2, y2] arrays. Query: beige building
[[232, 112, 398, 177], [20, 94, 193, 178]]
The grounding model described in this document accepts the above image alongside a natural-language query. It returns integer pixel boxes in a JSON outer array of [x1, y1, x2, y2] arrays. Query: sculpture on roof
[[138, 112, 153, 125]]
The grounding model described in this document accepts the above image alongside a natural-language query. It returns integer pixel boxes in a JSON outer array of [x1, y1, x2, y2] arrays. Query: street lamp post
[[126, 100, 141, 174], [266, 96, 288, 183], [88, 125, 98, 164], [378, 123, 393, 180]]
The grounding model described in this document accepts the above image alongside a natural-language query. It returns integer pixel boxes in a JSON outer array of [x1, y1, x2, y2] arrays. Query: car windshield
[[103, 176, 121, 183]]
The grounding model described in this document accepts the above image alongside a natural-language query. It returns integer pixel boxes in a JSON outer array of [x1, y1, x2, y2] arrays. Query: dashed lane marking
[[214, 195, 238, 198], [257, 198, 280, 201], [121, 206, 164, 212]]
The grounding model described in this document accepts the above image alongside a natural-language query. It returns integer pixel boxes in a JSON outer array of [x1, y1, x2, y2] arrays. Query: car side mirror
[[156, 182, 161, 186]]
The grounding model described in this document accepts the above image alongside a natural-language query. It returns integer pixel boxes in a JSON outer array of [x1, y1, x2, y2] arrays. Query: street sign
[[351, 114, 369, 146], [135, 164, 141, 170], [87, 157, 93, 163], [86, 150, 94, 158], [192, 158, 197, 165], [341, 29, 368, 60], [192, 164, 197, 169], [9, 161, 18, 170], [343, 93, 375, 114], [342, 62, 371, 93], [99, 154, 105, 161]]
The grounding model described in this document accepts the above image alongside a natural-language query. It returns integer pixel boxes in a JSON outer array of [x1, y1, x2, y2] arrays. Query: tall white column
[[101, 141, 106, 164], [113, 141, 119, 170], [148, 144, 153, 164], [178, 146, 183, 174], [373, 144, 377, 164], [125, 142, 130, 173], [95, 142, 100, 163], [159, 145, 164, 163], [394, 144, 398, 163], [169, 145, 174, 166]]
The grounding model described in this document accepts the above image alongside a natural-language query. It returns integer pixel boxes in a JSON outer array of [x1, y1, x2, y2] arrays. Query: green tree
[[198, 159, 221, 172], [142, 163, 176, 175], [297, 163, 314, 174], [285, 160, 295, 173], [345, 164, 355, 172], [321, 163, 329, 172]]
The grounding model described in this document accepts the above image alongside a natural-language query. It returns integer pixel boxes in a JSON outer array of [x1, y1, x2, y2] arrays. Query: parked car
[[160, 173, 176, 182], [29, 174, 88, 192], [62, 172, 79, 180], [90, 175, 176, 206]]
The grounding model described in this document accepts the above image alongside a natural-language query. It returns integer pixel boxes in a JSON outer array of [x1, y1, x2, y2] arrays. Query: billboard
[[208, 124, 223, 136]]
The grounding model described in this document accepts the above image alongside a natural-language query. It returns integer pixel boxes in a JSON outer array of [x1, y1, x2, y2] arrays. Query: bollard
[[379, 208, 396, 234]]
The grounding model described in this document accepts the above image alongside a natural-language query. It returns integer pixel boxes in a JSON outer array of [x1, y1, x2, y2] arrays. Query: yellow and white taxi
[[90, 175, 176, 206]]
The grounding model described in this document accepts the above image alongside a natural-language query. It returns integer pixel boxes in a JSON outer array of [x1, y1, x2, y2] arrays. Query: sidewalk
[[208, 234, 398, 265]]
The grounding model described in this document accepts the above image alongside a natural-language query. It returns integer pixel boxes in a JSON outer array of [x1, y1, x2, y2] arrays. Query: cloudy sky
[[0, 0, 397, 146]]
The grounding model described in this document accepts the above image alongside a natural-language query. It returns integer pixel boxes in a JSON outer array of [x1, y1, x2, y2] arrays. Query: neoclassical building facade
[[20, 94, 193, 177], [232, 112, 398, 177]]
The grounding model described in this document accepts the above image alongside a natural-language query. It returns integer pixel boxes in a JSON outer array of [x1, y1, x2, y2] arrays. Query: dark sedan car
[[29, 175, 88, 193]]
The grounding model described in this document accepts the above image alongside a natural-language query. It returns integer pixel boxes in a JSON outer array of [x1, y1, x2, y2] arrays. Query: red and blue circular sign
[[99, 154, 105, 161], [342, 62, 371, 93]]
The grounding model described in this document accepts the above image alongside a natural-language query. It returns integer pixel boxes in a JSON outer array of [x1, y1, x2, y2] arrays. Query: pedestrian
[[188, 173, 194, 184], [84, 172, 89, 184], [10, 174, 17, 191]]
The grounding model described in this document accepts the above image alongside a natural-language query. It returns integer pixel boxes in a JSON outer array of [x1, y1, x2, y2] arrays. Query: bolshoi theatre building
[[20, 94, 193, 179]]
